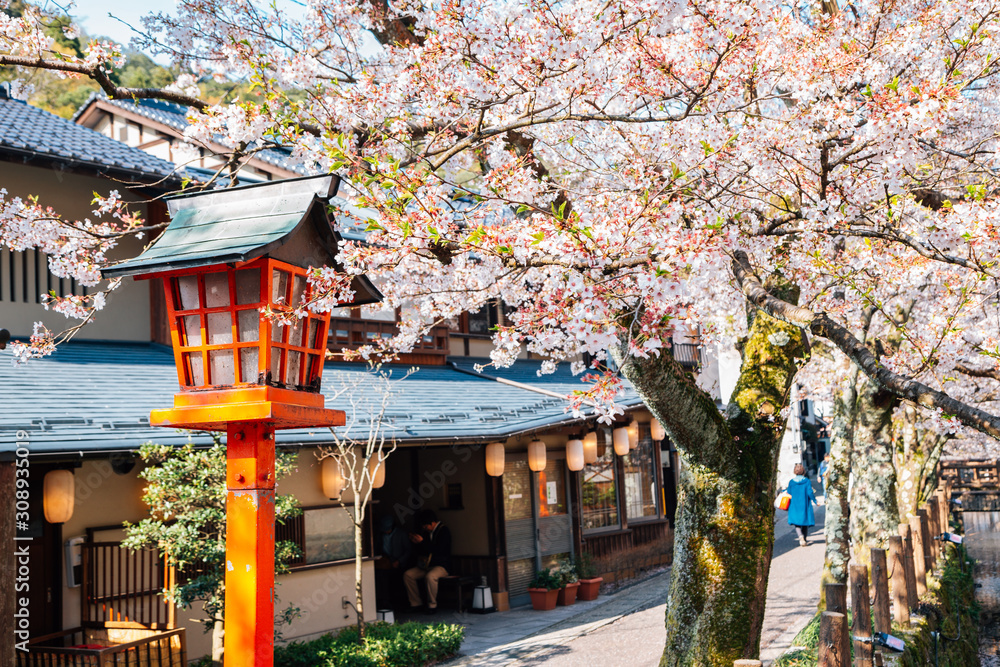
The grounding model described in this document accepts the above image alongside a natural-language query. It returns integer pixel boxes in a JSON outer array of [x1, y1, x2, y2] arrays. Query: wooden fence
[[733, 478, 957, 667]]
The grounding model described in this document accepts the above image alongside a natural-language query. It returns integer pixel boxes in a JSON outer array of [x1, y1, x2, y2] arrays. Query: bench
[[437, 575, 478, 612]]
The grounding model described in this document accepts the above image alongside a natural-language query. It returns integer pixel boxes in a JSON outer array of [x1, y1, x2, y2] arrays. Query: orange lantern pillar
[[103, 175, 380, 667]]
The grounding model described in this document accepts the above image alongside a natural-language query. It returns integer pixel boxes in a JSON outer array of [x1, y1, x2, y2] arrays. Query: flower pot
[[527, 587, 559, 611], [557, 582, 579, 606], [577, 577, 603, 601]]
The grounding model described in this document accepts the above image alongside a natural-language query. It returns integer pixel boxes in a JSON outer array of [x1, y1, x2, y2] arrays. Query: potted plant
[[527, 569, 561, 611], [575, 552, 603, 601], [556, 558, 580, 606]]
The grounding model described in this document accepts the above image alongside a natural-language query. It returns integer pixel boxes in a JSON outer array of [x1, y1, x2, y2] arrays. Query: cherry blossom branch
[[732, 250, 1000, 440], [955, 363, 1000, 381]]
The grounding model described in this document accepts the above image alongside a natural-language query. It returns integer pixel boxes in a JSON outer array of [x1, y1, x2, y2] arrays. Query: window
[[455, 300, 502, 336], [277, 505, 370, 567], [0, 249, 86, 304], [581, 430, 619, 531], [623, 425, 660, 521]]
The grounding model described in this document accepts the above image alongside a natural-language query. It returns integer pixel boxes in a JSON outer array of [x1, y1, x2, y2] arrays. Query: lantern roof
[[103, 174, 381, 306]]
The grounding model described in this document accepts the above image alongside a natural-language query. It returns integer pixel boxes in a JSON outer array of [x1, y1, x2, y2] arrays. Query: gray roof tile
[[0, 343, 636, 456], [0, 97, 177, 179]]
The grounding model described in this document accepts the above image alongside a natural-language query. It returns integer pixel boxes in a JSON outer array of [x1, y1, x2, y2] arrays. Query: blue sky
[[73, 1, 176, 46]]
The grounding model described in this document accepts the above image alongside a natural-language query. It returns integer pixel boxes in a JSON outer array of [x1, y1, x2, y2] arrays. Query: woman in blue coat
[[786, 463, 818, 547]]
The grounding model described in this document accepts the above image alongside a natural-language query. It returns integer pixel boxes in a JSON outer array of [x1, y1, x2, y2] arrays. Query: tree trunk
[[355, 510, 366, 640], [894, 402, 947, 521], [615, 280, 807, 666], [821, 365, 858, 600], [211, 618, 225, 665], [849, 376, 899, 563]]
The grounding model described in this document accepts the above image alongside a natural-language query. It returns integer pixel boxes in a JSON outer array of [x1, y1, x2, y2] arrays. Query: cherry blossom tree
[[4, 0, 1000, 663]]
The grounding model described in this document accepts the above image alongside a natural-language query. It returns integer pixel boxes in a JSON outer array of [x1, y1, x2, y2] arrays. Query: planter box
[[528, 587, 559, 611], [557, 582, 579, 606], [577, 577, 603, 601]]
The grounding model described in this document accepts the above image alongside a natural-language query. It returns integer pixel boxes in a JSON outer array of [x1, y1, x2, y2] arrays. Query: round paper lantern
[[485, 442, 505, 477], [321, 457, 345, 499], [368, 456, 386, 489], [566, 439, 585, 471], [43, 470, 75, 524], [582, 431, 599, 464], [612, 427, 630, 456], [628, 420, 640, 449], [651, 418, 666, 441], [528, 440, 547, 472]]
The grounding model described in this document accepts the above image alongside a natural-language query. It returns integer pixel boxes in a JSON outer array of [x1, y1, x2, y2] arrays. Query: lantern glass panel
[[287, 351, 303, 385], [204, 272, 230, 308], [272, 268, 289, 304], [235, 268, 261, 305], [207, 312, 234, 345], [271, 349, 284, 381], [185, 352, 205, 385], [182, 315, 202, 346], [272, 322, 286, 343], [176, 275, 200, 310], [238, 310, 260, 342], [308, 320, 319, 348], [209, 350, 235, 385], [240, 348, 259, 383]]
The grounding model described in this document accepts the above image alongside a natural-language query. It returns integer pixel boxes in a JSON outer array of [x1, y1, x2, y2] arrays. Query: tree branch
[[732, 249, 1000, 439]]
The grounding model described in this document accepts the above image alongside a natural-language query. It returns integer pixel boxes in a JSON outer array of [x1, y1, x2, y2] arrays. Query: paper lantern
[[528, 440, 547, 472], [472, 576, 496, 613], [612, 427, 630, 456], [651, 418, 666, 441], [43, 470, 75, 524], [321, 457, 345, 499], [376, 609, 395, 623], [368, 456, 386, 489], [628, 420, 640, 449], [42, 470, 76, 523], [582, 431, 599, 464], [566, 439, 585, 471], [485, 442, 505, 477]]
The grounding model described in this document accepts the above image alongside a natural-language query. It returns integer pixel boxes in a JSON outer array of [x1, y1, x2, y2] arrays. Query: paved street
[[436, 498, 826, 666]]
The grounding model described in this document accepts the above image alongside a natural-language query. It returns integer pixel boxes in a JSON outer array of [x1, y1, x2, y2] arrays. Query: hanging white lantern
[[528, 440, 547, 472], [566, 439, 585, 471], [582, 431, 599, 464], [651, 418, 666, 441], [612, 427, 630, 456], [485, 442, 505, 477], [367, 456, 386, 489], [628, 420, 640, 449], [43, 470, 75, 524], [321, 457, 344, 499]]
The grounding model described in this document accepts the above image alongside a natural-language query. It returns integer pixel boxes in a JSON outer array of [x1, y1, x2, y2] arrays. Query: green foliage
[[273, 622, 464, 667], [555, 557, 578, 586], [529, 569, 562, 590], [575, 552, 598, 579], [122, 438, 301, 633]]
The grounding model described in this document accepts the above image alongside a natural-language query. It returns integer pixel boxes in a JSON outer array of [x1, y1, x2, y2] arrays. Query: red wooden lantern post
[[103, 175, 380, 666]]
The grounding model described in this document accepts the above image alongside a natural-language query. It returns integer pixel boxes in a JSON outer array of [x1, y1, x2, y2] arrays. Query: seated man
[[403, 509, 452, 613]]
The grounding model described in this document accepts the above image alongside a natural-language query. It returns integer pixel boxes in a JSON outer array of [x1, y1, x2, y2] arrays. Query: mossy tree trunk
[[614, 281, 808, 666], [894, 402, 948, 521], [820, 363, 858, 598]]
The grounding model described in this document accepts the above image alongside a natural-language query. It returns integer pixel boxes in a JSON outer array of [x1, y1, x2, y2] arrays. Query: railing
[[940, 458, 1000, 490], [16, 626, 186, 667], [82, 542, 175, 629], [582, 520, 672, 579], [328, 318, 450, 357]]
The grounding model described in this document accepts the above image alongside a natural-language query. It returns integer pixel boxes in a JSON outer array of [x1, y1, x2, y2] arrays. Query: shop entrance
[[502, 457, 572, 606]]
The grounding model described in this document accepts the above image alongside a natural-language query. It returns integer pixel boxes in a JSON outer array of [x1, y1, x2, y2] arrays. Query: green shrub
[[273, 622, 464, 667], [529, 569, 562, 590]]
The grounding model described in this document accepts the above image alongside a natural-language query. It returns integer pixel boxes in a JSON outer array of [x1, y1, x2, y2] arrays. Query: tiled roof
[[74, 94, 313, 176], [0, 96, 178, 180], [0, 343, 639, 456]]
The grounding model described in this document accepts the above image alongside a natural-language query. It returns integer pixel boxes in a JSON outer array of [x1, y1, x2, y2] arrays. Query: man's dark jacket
[[417, 523, 452, 571]]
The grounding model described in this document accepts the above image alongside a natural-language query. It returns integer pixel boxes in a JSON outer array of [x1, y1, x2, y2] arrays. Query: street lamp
[[103, 174, 380, 667]]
